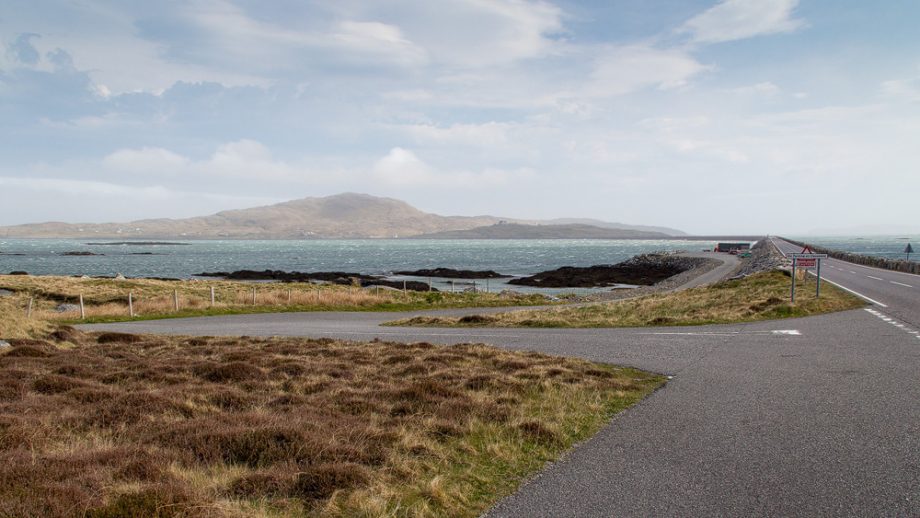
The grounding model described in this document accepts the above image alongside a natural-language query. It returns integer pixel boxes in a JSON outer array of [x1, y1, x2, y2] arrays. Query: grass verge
[[0, 274, 548, 333], [0, 329, 664, 517], [388, 270, 865, 328]]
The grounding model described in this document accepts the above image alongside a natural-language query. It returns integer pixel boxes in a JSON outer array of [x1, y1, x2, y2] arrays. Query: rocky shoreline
[[195, 270, 435, 292], [508, 254, 696, 288], [393, 268, 508, 279]]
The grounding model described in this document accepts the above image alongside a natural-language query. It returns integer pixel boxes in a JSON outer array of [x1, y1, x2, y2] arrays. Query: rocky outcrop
[[508, 254, 703, 288], [393, 268, 509, 279], [195, 270, 435, 292], [734, 240, 788, 277]]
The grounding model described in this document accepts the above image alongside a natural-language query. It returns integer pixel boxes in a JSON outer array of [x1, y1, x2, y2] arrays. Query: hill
[[410, 223, 671, 239], [544, 218, 685, 237], [0, 193, 683, 239]]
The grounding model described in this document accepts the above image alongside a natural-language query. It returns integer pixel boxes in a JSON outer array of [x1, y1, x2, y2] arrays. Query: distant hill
[[410, 223, 671, 240], [543, 218, 686, 237], [0, 193, 684, 239]]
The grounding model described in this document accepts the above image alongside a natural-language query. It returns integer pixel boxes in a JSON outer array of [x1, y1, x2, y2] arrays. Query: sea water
[[789, 235, 919, 263], [0, 239, 719, 281]]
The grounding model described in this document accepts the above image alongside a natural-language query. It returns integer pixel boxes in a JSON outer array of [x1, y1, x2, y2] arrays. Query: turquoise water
[[0, 239, 719, 280], [789, 235, 919, 263]]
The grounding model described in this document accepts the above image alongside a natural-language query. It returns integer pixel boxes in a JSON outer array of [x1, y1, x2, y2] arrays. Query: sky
[[1, 0, 919, 235]]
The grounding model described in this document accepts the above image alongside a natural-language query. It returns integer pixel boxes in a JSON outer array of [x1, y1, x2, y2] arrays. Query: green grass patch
[[388, 270, 866, 329]]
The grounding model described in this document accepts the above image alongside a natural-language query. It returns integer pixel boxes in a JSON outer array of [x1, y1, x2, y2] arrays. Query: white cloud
[[398, 122, 514, 146], [586, 46, 709, 96], [372, 147, 533, 187], [372, 147, 433, 185], [103, 147, 190, 174], [0, 176, 280, 224], [724, 82, 781, 96], [680, 0, 805, 44], [101, 140, 313, 181], [881, 78, 920, 102], [332, 21, 428, 66], [184, 0, 429, 70]]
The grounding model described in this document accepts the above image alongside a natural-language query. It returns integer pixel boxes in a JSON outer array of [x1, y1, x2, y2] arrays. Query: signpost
[[790, 246, 828, 302], [906, 243, 914, 261]]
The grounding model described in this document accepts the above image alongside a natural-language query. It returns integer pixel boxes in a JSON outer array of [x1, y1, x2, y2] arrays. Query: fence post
[[287, 289, 292, 304], [128, 291, 134, 317], [79, 293, 85, 320], [26, 297, 33, 319], [251, 287, 256, 305], [174, 289, 179, 311], [210, 286, 215, 306], [403, 280, 407, 294]]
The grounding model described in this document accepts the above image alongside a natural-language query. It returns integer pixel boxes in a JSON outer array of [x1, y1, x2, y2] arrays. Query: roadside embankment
[[389, 270, 865, 328], [733, 239, 789, 277], [782, 237, 919, 275]]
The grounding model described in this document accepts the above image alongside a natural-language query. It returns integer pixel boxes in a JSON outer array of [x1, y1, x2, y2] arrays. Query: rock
[[54, 304, 81, 313], [0, 289, 12, 297], [0, 340, 10, 349], [393, 268, 509, 279], [114, 273, 126, 280], [61, 251, 103, 256], [509, 254, 699, 288], [8, 271, 28, 276], [195, 269, 437, 292], [734, 240, 787, 277]]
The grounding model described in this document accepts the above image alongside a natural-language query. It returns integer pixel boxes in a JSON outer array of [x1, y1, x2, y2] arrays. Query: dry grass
[[0, 328, 663, 517], [390, 270, 865, 328], [0, 274, 547, 329]]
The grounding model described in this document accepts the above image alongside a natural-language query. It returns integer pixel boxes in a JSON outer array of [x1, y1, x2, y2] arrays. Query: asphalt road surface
[[772, 237, 920, 328], [82, 244, 920, 516]]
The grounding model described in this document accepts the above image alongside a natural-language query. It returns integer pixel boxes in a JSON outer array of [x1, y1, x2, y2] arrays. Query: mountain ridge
[[0, 193, 684, 239]]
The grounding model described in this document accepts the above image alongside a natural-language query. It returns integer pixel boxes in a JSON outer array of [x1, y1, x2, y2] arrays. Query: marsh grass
[[0, 329, 663, 517], [390, 270, 865, 329], [0, 275, 548, 331]]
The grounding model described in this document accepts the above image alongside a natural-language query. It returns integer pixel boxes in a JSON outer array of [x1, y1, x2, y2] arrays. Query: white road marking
[[848, 261, 920, 279], [339, 331, 524, 338], [849, 271, 857, 274], [890, 281, 913, 288], [864, 308, 920, 340], [820, 277, 888, 307], [643, 330, 800, 337], [867, 275, 883, 281]]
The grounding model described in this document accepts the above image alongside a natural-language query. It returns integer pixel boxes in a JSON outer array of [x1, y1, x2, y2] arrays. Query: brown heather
[[0, 327, 663, 517]]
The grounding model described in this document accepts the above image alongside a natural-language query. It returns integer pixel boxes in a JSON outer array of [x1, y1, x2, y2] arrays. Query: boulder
[[54, 304, 81, 313]]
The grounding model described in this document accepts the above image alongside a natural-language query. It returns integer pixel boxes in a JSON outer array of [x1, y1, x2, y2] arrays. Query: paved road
[[81, 246, 920, 516], [773, 237, 920, 329]]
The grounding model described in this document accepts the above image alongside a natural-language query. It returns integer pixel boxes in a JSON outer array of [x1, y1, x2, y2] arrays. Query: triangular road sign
[[800, 245, 813, 254], [906, 243, 914, 254]]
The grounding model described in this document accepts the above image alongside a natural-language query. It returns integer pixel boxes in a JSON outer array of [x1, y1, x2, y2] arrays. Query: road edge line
[[817, 276, 888, 308]]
